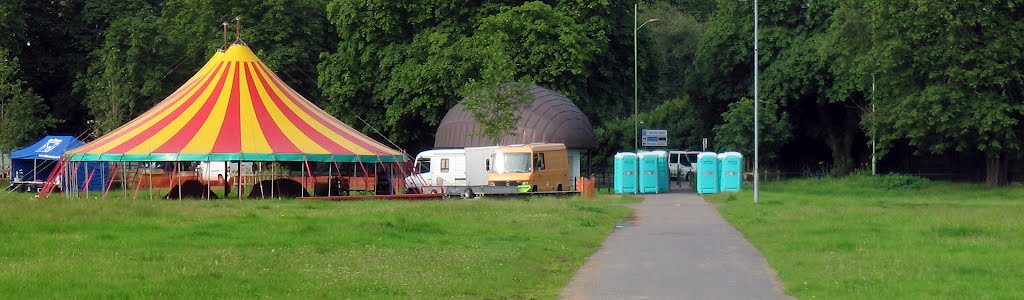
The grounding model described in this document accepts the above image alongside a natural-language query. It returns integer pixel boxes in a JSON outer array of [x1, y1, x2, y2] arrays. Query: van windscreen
[[493, 153, 531, 173]]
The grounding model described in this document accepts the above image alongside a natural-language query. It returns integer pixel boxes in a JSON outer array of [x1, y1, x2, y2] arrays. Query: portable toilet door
[[615, 152, 639, 194], [719, 152, 744, 192], [614, 153, 624, 193], [696, 152, 720, 194], [638, 152, 659, 193], [653, 151, 669, 193]]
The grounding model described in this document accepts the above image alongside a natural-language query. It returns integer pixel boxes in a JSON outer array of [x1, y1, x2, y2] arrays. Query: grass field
[[0, 191, 638, 298], [706, 175, 1024, 299]]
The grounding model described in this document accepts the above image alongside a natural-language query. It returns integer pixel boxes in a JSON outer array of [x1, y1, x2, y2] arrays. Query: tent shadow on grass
[[165, 180, 218, 199], [248, 179, 310, 199]]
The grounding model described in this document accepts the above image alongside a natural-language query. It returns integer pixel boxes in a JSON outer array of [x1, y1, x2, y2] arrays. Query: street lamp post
[[634, 3, 659, 152], [752, 0, 760, 203]]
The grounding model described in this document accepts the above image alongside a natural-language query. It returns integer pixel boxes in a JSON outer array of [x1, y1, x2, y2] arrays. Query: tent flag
[[67, 45, 404, 163]]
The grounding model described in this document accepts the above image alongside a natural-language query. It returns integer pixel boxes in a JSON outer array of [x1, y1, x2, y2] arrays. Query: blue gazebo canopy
[[11, 135, 84, 161]]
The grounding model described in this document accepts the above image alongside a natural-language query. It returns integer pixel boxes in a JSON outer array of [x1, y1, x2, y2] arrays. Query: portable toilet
[[696, 152, 720, 194], [614, 152, 639, 194], [653, 150, 669, 193], [719, 152, 744, 192], [638, 151, 660, 193]]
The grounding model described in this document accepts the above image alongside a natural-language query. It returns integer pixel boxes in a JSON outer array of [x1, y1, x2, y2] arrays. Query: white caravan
[[195, 161, 254, 181], [405, 146, 499, 194]]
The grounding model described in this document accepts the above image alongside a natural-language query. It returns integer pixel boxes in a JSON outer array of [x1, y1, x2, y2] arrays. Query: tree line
[[1, 0, 1021, 185]]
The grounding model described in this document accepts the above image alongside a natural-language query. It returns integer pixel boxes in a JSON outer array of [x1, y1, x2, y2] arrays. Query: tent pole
[[33, 159, 37, 182], [71, 161, 80, 198], [166, 162, 176, 198], [147, 162, 153, 200], [274, 155, 280, 200], [303, 157, 314, 197], [259, 162, 265, 199], [82, 163, 88, 197], [301, 157, 307, 197], [83, 169, 95, 197], [205, 157, 211, 199], [132, 163, 143, 200], [309, 159, 318, 197], [100, 162, 106, 198], [327, 159, 332, 197], [356, 156, 370, 195], [104, 162, 118, 199], [237, 159, 242, 201], [177, 158, 182, 201], [270, 158, 275, 199], [121, 160, 128, 199], [332, 160, 343, 196]]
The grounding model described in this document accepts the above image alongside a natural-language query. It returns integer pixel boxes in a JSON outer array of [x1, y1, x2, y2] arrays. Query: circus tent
[[66, 44, 404, 163]]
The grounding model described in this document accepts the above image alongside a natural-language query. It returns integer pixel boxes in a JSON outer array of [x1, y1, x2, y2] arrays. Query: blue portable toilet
[[719, 152, 744, 192], [696, 152, 719, 194], [614, 152, 639, 194], [638, 151, 660, 193], [653, 150, 669, 193]]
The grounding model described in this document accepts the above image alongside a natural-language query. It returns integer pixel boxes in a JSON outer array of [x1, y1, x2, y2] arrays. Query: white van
[[668, 151, 700, 180]]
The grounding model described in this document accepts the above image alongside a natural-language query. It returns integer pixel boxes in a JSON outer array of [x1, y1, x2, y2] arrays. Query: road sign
[[641, 129, 668, 147]]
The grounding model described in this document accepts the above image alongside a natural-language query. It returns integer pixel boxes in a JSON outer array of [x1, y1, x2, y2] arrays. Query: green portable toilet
[[653, 150, 669, 193], [638, 151, 660, 193], [719, 152, 743, 192], [696, 152, 719, 194], [614, 152, 639, 194]]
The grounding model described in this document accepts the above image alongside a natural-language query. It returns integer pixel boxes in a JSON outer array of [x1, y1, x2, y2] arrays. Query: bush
[[846, 172, 929, 191], [877, 174, 929, 191]]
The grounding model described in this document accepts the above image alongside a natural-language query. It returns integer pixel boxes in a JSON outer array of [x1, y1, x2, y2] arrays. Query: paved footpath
[[561, 187, 792, 300]]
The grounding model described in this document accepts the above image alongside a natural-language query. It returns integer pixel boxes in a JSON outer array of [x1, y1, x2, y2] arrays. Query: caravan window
[[534, 153, 546, 170], [416, 158, 430, 173], [440, 158, 450, 173]]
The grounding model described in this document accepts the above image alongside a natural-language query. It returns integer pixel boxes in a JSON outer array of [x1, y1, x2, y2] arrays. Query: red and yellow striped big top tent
[[67, 44, 404, 163]]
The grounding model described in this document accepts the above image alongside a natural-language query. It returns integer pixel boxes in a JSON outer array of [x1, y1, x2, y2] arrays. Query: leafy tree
[[713, 97, 790, 164], [691, 0, 867, 174], [320, 0, 634, 152], [855, 0, 1024, 186], [641, 1, 706, 104], [78, 6, 175, 134], [0, 49, 54, 160], [593, 116, 634, 173], [643, 96, 706, 150], [19, 1, 95, 132], [459, 72, 533, 145]]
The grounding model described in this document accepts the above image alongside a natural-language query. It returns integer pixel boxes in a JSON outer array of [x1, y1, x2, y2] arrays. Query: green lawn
[[706, 175, 1024, 299], [0, 192, 637, 298]]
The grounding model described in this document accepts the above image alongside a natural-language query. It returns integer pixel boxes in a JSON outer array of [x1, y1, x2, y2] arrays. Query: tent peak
[[222, 44, 259, 62]]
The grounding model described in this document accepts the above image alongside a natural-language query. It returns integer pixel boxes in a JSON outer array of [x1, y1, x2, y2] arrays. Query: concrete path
[[561, 186, 791, 300]]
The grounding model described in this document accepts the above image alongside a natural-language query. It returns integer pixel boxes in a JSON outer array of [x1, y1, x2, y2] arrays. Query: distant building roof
[[434, 85, 596, 149]]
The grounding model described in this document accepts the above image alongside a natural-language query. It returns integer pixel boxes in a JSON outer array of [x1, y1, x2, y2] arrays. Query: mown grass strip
[[706, 175, 1024, 299], [0, 192, 639, 298]]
